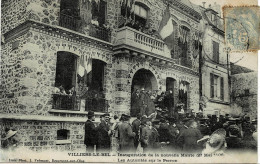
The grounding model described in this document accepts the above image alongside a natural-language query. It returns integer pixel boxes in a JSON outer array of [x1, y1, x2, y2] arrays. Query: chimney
[[202, 2, 206, 8]]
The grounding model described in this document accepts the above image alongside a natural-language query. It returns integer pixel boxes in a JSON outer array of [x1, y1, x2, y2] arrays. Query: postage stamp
[[223, 6, 260, 51]]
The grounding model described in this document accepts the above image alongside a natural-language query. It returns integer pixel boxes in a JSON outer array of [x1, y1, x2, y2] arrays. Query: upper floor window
[[134, 4, 148, 29], [213, 41, 219, 63], [91, 0, 107, 26], [134, 4, 148, 19], [210, 73, 224, 100], [244, 89, 250, 96], [59, 0, 80, 31]]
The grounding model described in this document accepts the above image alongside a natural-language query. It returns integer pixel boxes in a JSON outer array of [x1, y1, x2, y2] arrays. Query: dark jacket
[[118, 122, 136, 152], [177, 127, 202, 152], [97, 120, 110, 149], [84, 120, 97, 146], [141, 126, 160, 149], [132, 119, 141, 136]]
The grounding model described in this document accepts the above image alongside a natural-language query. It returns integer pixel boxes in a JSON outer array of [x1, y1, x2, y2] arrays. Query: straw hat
[[3, 129, 17, 140], [207, 128, 226, 153]]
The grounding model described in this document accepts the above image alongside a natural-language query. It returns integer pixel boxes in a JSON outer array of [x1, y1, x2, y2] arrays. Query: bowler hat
[[88, 111, 95, 117], [103, 113, 110, 117]]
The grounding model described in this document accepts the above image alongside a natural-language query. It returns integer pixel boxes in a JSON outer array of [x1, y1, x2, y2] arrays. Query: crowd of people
[[131, 88, 177, 119], [84, 110, 257, 154]]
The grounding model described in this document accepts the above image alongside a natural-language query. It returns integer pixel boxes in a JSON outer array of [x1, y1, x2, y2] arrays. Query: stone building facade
[[199, 4, 230, 116], [1, 0, 202, 151], [231, 72, 257, 120]]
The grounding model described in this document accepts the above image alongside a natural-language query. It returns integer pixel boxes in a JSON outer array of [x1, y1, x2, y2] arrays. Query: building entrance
[[131, 69, 158, 117]]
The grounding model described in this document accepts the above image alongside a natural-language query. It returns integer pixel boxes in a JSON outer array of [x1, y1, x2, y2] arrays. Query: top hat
[[3, 129, 17, 140]]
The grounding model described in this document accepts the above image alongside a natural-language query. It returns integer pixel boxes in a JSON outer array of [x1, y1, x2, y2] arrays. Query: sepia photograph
[[0, 0, 259, 163]]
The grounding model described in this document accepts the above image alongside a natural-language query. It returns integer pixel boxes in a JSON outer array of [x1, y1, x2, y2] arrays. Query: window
[[134, 5, 148, 18], [220, 77, 224, 100], [179, 81, 189, 111], [170, 20, 178, 59], [91, 0, 107, 26], [55, 52, 77, 91], [244, 89, 250, 96], [57, 129, 70, 140], [213, 41, 219, 63], [83, 59, 108, 113], [53, 52, 77, 110], [59, 0, 80, 31], [210, 73, 224, 100], [134, 4, 148, 28]]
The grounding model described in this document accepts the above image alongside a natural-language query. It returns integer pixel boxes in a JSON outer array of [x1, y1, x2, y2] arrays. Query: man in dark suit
[[118, 114, 136, 153], [84, 111, 97, 153], [177, 119, 203, 152], [132, 113, 141, 150], [97, 113, 111, 153]]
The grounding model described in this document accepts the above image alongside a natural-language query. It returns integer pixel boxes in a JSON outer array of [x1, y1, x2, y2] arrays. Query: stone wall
[[1, 119, 86, 152], [1, 28, 114, 116], [231, 72, 257, 119], [1, 0, 60, 34], [112, 54, 200, 116]]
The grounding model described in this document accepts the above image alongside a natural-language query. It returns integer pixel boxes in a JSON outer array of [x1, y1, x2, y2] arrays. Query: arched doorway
[[131, 69, 158, 116], [131, 69, 158, 92]]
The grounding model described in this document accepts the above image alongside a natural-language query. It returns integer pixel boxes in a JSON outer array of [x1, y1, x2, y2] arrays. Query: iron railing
[[89, 24, 111, 42], [52, 94, 108, 112], [52, 94, 78, 111], [59, 13, 81, 31]]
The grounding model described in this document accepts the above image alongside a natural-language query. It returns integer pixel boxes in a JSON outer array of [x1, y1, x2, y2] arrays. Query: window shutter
[[213, 41, 219, 63], [210, 73, 214, 98], [220, 77, 224, 100]]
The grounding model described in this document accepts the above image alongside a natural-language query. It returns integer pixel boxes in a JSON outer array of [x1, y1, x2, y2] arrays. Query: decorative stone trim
[[208, 99, 230, 105], [0, 114, 92, 123], [4, 20, 113, 51]]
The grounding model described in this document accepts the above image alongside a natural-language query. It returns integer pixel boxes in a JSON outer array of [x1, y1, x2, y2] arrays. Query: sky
[[189, 0, 258, 71]]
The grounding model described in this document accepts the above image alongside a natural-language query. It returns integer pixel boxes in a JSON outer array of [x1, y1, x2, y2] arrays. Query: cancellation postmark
[[223, 6, 260, 51]]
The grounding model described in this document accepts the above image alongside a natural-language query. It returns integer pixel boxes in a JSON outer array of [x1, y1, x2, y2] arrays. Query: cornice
[[3, 20, 113, 51], [167, 0, 202, 22], [114, 49, 199, 77]]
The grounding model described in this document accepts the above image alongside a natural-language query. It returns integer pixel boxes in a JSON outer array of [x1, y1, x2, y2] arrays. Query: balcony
[[59, 13, 111, 42], [52, 94, 108, 112], [89, 24, 111, 42], [52, 94, 78, 111], [115, 26, 169, 57], [59, 13, 81, 31]]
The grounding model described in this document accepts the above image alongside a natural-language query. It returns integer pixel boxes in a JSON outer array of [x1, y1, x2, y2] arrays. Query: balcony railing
[[52, 93, 108, 112], [52, 94, 78, 111], [89, 24, 111, 42], [115, 26, 169, 57], [59, 13, 81, 31]]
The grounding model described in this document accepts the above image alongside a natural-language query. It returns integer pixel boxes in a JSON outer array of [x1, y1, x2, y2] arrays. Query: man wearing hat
[[2, 128, 19, 150], [84, 111, 97, 153], [96, 113, 111, 153], [132, 113, 142, 151], [117, 114, 136, 153], [177, 119, 203, 152], [168, 117, 179, 150], [141, 119, 160, 153]]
